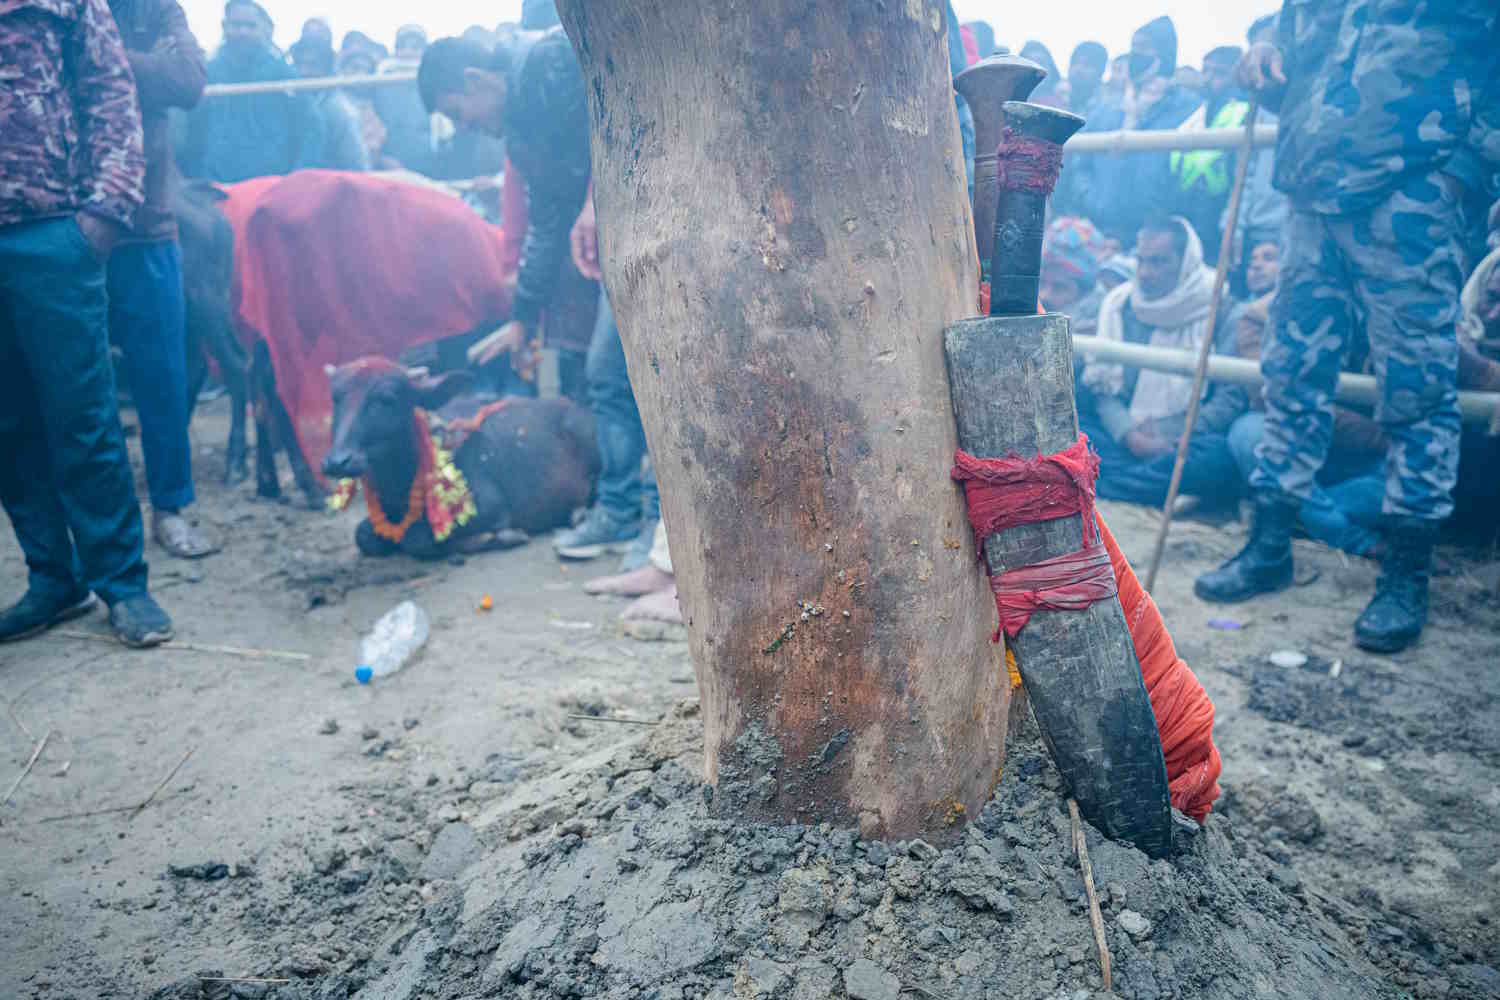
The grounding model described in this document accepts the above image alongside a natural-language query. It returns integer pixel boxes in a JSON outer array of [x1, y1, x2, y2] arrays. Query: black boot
[[1194, 491, 1296, 603], [0, 588, 97, 643], [1354, 516, 1437, 653]]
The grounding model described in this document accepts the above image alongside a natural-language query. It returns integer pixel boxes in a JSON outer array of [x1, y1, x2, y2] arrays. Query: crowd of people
[[1015, 9, 1500, 654], [0, 0, 1496, 658]]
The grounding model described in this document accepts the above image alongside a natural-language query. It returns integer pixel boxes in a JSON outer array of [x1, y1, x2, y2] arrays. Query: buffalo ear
[[406, 369, 475, 410]]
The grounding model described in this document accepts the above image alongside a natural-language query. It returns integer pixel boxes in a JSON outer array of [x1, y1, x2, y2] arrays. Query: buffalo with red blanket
[[176, 169, 597, 509]]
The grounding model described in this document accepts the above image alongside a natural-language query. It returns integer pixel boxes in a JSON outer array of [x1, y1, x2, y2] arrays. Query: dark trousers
[[1082, 415, 1243, 510], [586, 291, 658, 523], [109, 239, 194, 511], [0, 218, 148, 605], [1251, 173, 1463, 520]]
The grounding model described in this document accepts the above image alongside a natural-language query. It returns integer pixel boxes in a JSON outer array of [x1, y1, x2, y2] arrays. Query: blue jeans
[[0, 218, 149, 604], [1230, 412, 1382, 556], [586, 291, 657, 524], [109, 240, 194, 511]]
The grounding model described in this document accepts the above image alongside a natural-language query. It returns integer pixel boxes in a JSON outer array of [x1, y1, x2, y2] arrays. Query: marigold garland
[[326, 408, 477, 545]]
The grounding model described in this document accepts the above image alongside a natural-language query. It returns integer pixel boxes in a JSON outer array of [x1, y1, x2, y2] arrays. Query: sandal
[[153, 512, 221, 559]]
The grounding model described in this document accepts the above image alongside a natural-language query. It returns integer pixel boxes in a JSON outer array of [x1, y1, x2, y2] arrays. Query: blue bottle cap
[[355, 665, 373, 684]]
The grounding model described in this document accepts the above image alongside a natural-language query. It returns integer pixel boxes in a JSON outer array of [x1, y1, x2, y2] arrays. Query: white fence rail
[[200, 74, 1277, 158], [1070, 335, 1500, 429], [201, 72, 417, 99]]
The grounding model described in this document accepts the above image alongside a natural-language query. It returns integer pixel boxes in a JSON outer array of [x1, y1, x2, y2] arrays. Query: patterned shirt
[[0, 0, 145, 230]]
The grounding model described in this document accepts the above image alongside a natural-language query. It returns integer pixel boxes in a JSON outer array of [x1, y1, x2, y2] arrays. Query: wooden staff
[[1069, 798, 1112, 990], [1143, 104, 1260, 593]]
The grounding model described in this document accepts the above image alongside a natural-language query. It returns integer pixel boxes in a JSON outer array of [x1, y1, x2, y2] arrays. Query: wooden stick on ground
[[4, 731, 51, 804], [564, 714, 660, 727], [1143, 102, 1260, 593], [130, 746, 197, 821], [6, 701, 35, 742], [1069, 797, 1113, 991], [40, 802, 143, 823], [53, 631, 312, 662]]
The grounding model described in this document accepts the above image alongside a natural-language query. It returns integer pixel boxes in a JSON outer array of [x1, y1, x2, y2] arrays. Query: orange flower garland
[[327, 408, 477, 545], [364, 459, 430, 542]]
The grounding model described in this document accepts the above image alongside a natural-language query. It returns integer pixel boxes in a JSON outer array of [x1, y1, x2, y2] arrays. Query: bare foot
[[621, 584, 681, 624], [584, 565, 672, 598]]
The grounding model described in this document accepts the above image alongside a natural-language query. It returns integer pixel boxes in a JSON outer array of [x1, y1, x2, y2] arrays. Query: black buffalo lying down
[[322, 360, 600, 559]]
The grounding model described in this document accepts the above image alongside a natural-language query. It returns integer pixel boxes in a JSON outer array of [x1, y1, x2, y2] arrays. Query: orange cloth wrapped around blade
[[1097, 515, 1222, 821]]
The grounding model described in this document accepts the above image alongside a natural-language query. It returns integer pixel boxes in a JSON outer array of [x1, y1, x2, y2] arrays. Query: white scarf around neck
[[1084, 216, 1218, 426]]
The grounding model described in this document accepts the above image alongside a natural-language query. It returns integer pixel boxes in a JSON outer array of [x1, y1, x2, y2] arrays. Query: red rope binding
[[994, 128, 1065, 194], [951, 435, 1114, 638], [951, 434, 1222, 820]]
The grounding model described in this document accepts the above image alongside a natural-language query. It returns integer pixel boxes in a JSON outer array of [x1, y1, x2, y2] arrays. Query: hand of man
[[468, 320, 530, 368], [570, 193, 602, 280], [1237, 43, 1285, 93], [75, 212, 124, 262], [1125, 427, 1174, 459]]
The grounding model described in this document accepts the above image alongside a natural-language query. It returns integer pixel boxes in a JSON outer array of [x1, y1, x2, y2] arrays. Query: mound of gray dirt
[[342, 703, 1399, 1000]]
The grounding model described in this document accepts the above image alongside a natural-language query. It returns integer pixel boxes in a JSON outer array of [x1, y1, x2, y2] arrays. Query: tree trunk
[[557, 0, 1009, 839]]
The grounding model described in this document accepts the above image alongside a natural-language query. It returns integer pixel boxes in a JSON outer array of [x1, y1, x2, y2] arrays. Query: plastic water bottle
[[356, 601, 429, 683]]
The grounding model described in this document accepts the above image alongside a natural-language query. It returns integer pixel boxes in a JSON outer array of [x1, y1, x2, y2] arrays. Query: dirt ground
[[2, 398, 1498, 999]]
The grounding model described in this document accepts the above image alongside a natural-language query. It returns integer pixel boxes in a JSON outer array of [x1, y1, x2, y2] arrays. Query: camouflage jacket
[[0, 0, 145, 231], [109, 0, 205, 242], [1272, 0, 1499, 215]]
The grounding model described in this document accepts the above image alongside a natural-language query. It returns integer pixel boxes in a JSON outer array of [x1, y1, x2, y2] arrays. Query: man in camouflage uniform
[[0, 0, 175, 646], [1196, 2, 1500, 653]]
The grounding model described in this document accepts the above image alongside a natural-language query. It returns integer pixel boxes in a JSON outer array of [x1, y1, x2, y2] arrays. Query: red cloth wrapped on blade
[[951, 436, 1115, 638], [951, 434, 1222, 821]]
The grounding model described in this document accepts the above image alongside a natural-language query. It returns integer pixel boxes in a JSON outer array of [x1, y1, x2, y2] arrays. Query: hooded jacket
[[1135, 16, 1177, 77], [1064, 81, 1202, 244], [182, 38, 324, 183]]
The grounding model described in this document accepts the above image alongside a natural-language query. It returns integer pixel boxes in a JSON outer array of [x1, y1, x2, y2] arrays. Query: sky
[[182, 0, 1277, 71]]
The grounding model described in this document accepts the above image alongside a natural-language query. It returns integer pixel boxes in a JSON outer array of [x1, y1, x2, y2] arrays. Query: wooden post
[[557, 1, 1010, 839], [944, 314, 1173, 855]]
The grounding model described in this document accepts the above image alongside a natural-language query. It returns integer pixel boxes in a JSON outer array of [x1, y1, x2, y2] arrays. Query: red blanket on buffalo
[[219, 170, 517, 484]]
